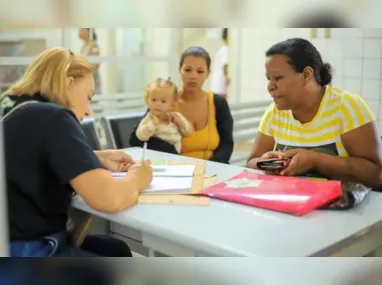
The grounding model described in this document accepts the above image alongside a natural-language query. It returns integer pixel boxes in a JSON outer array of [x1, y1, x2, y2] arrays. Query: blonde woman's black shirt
[[2, 94, 103, 241]]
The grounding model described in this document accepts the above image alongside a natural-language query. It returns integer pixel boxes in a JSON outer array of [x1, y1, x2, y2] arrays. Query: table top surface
[[127, 258, 381, 285], [72, 147, 382, 256]]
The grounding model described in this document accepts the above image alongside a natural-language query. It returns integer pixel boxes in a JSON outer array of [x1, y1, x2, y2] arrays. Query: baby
[[136, 77, 192, 153]]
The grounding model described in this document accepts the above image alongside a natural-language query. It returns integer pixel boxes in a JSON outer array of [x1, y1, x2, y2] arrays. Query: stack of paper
[[141, 177, 193, 193], [112, 165, 196, 193]]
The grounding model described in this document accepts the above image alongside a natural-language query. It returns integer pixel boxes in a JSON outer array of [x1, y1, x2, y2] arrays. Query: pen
[[141, 142, 147, 161]]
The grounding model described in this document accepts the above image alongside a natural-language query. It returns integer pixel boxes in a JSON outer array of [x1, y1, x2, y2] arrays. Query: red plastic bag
[[201, 170, 343, 216]]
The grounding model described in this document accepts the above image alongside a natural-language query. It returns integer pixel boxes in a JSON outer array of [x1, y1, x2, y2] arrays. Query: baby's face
[[147, 86, 175, 116]]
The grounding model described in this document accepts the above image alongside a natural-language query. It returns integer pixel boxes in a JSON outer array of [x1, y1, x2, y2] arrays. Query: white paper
[[152, 165, 195, 177], [111, 172, 128, 178], [111, 165, 195, 178], [141, 177, 193, 193]]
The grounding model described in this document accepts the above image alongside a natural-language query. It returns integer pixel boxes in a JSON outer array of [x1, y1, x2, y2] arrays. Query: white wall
[[4, 28, 382, 128], [181, 28, 226, 91], [179, 28, 246, 103], [0, 28, 178, 95], [237, 28, 382, 132]]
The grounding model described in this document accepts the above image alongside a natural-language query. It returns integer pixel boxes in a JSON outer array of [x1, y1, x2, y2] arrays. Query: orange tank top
[[174, 92, 220, 160]]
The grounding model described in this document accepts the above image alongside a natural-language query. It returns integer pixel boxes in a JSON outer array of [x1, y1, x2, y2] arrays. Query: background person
[[210, 28, 230, 99], [78, 28, 102, 94], [130, 46, 234, 164]]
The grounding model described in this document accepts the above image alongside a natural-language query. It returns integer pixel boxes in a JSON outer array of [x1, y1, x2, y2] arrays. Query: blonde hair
[[144, 77, 178, 104], [2, 47, 94, 107]]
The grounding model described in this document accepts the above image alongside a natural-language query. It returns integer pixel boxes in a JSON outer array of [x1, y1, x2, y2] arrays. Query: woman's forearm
[[98, 173, 140, 213], [105, 174, 140, 213], [312, 152, 381, 188], [93, 150, 106, 167], [72, 169, 140, 214], [93, 150, 103, 162]]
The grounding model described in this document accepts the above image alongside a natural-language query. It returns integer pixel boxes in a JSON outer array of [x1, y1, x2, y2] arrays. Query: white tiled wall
[[238, 28, 382, 133]]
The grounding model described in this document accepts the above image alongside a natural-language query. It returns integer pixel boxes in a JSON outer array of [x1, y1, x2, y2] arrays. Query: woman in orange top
[[130, 47, 234, 164]]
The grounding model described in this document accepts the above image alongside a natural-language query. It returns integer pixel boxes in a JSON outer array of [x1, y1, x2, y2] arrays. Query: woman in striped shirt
[[247, 38, 382, 188]]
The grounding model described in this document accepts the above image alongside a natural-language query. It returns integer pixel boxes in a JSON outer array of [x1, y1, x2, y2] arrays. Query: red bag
[[201, 170, 343, 216]]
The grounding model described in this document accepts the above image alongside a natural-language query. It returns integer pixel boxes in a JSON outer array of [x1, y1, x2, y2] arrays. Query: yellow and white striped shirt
[[259, 86, 375, 157]]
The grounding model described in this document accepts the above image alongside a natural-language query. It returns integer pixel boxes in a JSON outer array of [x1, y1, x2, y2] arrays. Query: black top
[[129, 93, 234, 164], [1, 94, 103, 241]]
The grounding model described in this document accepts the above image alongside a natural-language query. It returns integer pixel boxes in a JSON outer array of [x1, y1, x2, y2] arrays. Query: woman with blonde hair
[[0, 47, 153, 257]]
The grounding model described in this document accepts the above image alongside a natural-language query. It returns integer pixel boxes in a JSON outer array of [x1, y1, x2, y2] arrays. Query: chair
[[68, 207, 93, 248], [68, 118, 102, 247], [101, 112, 145, 149], [81, 117, 101, 150]]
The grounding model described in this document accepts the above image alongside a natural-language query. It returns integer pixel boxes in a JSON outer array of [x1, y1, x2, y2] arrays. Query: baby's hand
[[168, 112, 184, 129], [149, 112, 160, 124]]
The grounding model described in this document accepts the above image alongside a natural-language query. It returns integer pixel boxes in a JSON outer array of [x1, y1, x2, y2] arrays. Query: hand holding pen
[[128, 142, 152, 190]]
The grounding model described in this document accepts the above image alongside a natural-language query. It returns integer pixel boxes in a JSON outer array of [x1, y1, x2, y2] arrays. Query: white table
[[120, 258, 382, 285], [72, 148, 382, 257]]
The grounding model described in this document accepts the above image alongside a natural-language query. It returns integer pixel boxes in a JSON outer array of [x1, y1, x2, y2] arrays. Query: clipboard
[[138, 175, 216, 205], [140, 161, 207, 195]]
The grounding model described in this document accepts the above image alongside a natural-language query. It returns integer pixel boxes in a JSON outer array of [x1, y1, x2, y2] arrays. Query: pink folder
[[201, 170, 343, 216]]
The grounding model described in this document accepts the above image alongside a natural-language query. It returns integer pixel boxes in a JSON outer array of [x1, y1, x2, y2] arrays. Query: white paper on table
[[112, 165, 195, 178], [141, 176, 193, 193], [151, 165, 195, 177], [111, 172, 128, 178]]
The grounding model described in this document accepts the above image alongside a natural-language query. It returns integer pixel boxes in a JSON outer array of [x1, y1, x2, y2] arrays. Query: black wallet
[[256, 158, 290, 171]]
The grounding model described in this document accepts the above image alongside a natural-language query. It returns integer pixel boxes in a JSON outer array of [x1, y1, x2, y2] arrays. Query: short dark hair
[[179, 46, 211, 70], [266, 38, 333, 87], [222, 28, 228, 41]]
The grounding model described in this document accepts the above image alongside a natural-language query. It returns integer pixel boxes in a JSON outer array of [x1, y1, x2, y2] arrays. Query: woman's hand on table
[[260, 151, 285, 160], [279, 149, 318, 176], [256, 149, 318, 176], [94, 150, 136, 172]]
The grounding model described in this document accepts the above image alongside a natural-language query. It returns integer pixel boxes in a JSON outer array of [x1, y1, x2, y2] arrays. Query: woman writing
[[247, 38, 382, 188], [130, 47, 234, 164], [1, 47, 153, 257]]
